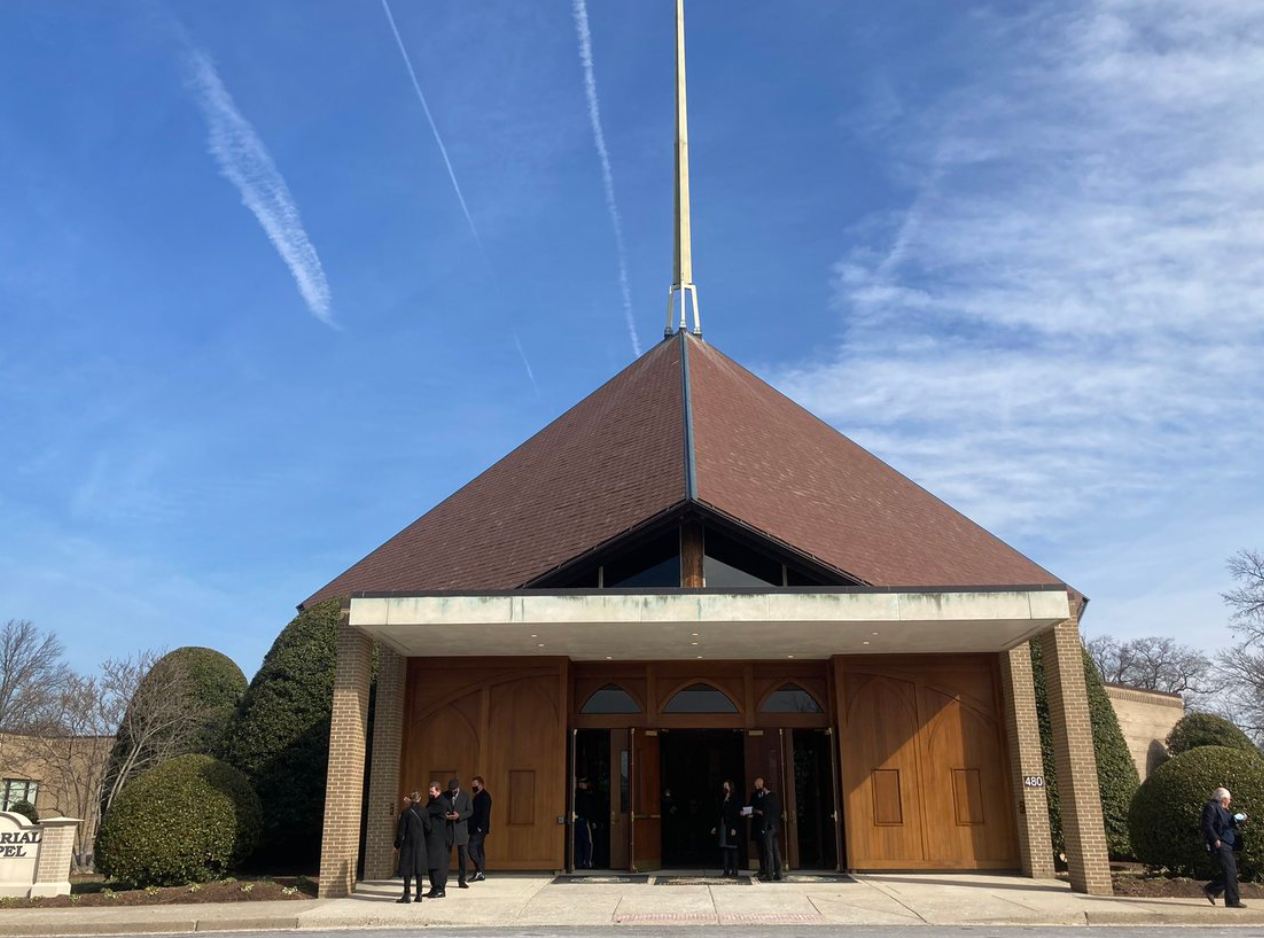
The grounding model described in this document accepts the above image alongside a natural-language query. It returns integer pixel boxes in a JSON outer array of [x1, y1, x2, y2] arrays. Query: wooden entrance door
[[630, 728, 661, 871], [609, 728, 631, 870], [743, 728, 787, 870]]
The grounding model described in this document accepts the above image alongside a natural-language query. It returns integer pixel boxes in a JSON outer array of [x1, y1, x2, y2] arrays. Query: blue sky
[[2, 0, 1261, 678]]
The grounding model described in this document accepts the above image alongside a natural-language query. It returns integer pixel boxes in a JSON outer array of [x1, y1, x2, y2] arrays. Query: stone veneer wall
[[1103, 683, 1184, 781]]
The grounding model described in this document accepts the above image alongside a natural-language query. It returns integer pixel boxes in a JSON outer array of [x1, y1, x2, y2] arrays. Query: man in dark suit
[[422, 783, 449, 898], [470, 776, 492, 882], [749, 778, 768, 878], [1203, 786, 1248, 908], [755, 781, 783, 882], [443, 777, 475, 889]]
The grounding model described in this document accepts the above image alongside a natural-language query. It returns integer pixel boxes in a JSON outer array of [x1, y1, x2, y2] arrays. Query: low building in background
[[1102, 684, 1184, 781]]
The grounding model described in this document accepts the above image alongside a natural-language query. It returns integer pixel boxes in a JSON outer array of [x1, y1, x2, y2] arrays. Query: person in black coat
[[1203, 786, 1249, 908], [443, 777, 475, 888], [394, 794, 426, 903], [749, 779, 768, 878], [470, 776, 492, 882], [711, 779, 742, 878], [422, 783, 450, 897], [755, 782, 783, 882]]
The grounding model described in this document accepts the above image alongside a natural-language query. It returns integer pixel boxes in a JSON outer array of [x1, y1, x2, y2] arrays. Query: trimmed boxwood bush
[[1032, 640, 1140, 859], [1168, 713, 1259, 758], [7, 800, 38, 823], [217, 598, 344, 865], [95, 754, 261, 885], [1129, 746, 1264, 879], [170, 647, 249, 753]]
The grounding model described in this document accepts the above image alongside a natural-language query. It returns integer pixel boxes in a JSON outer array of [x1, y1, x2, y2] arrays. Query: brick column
[[318, 605, 373, 898], [363, 646, 406, 880], [1039, 612, 1112, 895], [31, 817, 78, 898], [999, 645, 1055, 879]]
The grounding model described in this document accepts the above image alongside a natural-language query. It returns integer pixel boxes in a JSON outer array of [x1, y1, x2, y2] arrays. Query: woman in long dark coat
[[712, 779, 742, 878], [394, 795, 426, 903]]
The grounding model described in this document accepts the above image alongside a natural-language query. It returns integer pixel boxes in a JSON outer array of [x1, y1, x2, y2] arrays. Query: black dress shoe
[[1228, 902, 1248, 908], [396, 896, 411, 904], [1204, 885, 1216, 905], [458, 881, 469, 888], [431, 891, 446, 898], [472, 872, 486, 882]]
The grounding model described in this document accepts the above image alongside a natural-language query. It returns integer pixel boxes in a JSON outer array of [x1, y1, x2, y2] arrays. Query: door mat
[[551, 874, 650, 885], [654, 875, 752, 885]]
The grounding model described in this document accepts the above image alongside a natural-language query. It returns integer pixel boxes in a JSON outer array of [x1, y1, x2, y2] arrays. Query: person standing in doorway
[[574, 777, 595, 869], [755, 780, 783, 882], [712, 779, 741, 878], [1203, 786, 1248, 908], [470, 776, 492, 882], [443, 778, 474, 889], [749, 778, 768, 878], [394, 794, 426, 903], [422, 783, 449, 897]]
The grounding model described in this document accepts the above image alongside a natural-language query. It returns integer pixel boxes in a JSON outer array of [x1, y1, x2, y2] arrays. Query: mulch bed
[[0, 875, 318, 909], [1113, 872, 1264, 899]]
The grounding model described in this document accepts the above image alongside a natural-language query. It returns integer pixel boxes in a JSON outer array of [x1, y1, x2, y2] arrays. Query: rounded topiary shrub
[[95, 754, 261, 886], [1168, 713, 1259, 758], [7, 800, 38, 823], [217, 598, 344, 865], [1129, 745, 1264, 880]]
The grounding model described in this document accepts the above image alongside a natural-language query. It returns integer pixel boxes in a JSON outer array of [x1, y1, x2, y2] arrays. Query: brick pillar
[[999, 644, 1055, 879], [31, 817, 79, 897], [363, 646, 406, 880], [1039, 612, 1112, 895], [318, 605, 373, 898]]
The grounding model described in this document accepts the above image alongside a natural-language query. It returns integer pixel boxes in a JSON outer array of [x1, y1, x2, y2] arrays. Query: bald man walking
[[1203, 786, 1248, 909]]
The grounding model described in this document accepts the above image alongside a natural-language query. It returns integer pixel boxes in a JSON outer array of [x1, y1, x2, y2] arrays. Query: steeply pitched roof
[[302, 332, 1062, 607]]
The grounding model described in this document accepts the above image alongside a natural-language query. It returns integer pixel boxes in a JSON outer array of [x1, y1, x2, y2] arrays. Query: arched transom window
[[581, 683, 642, 714], [663, 682, 739, 713], [760, 683, 824, 714]]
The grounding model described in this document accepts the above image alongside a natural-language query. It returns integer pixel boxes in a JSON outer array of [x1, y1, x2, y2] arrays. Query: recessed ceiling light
[[696, 655, 703, 659], [787, 654, 795, 659], [537, 643, 545, 648], [691, 641, 699, 646], [530, 634, 538, 638], [605, 656, 613, 660], [862, 641, 870, 645], [692, 632, 699, 637], [872, 632, 879, 636]]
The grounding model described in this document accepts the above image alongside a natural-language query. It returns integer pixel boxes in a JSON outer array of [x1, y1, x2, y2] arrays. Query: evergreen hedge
[[1032, 640, 1140, 859], [1129, 746, 1264, 879], [95, 754, 261, 885], [217, 598, 344, 865], [171, 647, 249, 753], [1167, 713, 1259, 758], [7, 800, 37, 823]]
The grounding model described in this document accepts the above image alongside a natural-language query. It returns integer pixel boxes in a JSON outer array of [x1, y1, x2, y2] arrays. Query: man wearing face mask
[[469, 776, 492, 882]]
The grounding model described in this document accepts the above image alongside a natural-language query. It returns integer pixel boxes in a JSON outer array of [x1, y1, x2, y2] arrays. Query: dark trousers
[[402, 875, 422, 899], [761, 830, 782, 878], [1208, 843, 1241, 906], [720, 846, 739, 876], [469, 831, 487, 874], [753, 832, 766, 875], [455, 844, 469, 885], [575, 820, 593, 869], [428, 857, 449, 893]]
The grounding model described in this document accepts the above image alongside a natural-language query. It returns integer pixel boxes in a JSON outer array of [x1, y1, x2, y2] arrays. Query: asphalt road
[[185, 928, 1264, 938]]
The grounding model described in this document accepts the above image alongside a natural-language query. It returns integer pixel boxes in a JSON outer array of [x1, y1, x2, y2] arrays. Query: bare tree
[[1225, 549, 1264, 636], [0, 619, 71, 734], [1215, 549, 1264, 742], [27, 670, 129, 869], [99, 650, 204, 815], [1086, 634, 1216, 704]]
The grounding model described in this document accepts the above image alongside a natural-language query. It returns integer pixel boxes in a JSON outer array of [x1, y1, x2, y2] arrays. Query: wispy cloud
[[571, 0, 641, 357], [379, 0, 485, 259], [776, 0, 1264, 536], [186, 50, 334, 327]]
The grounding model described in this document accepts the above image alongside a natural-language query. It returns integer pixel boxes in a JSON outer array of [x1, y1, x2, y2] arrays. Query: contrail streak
[[572, 0, 641, 356], [187, 50, 335, 326], [380, 0, 485, 256], [513, 333, 540, 395]]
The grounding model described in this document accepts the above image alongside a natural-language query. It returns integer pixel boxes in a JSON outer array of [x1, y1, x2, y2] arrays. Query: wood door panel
[[836, 656, 1017, 872], [631, 730, 661, 871]]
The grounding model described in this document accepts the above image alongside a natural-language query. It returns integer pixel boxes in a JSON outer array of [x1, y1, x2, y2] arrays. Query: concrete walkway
[[0, 872, 1260, 935]]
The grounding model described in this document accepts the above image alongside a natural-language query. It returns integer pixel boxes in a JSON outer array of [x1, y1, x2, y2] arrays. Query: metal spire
[[665, 0, 701, 338]]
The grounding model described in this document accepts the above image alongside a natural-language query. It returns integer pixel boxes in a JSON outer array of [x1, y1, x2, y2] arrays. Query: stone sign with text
[[0, 811, 79, 899]]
